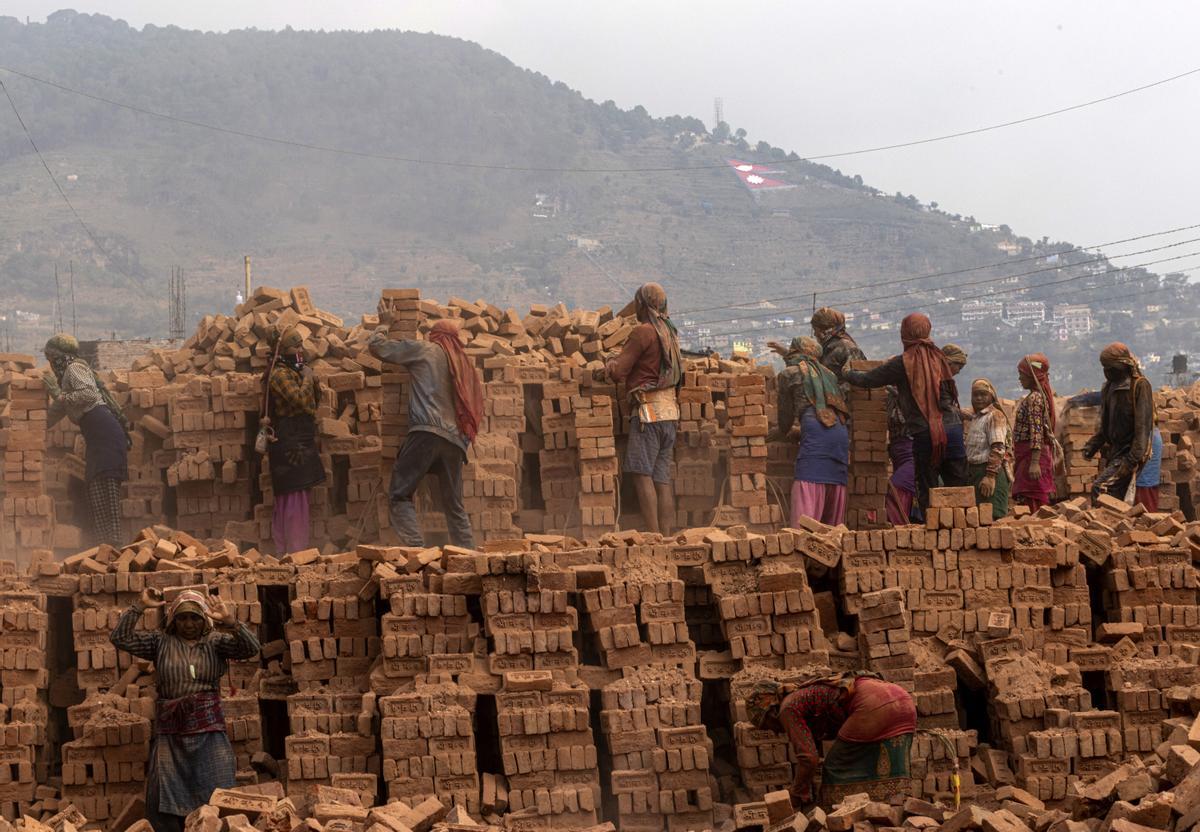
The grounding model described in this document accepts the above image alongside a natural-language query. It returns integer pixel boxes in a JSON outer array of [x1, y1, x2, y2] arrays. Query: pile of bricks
[[0, 585, 48, 820], [0, 364, 53, 562], [379, 681, 477, 813], [600, 668, 714, 832], [845, 360, 889, 529], [286, 560, 379, 689], [283, 689, 378, 806]]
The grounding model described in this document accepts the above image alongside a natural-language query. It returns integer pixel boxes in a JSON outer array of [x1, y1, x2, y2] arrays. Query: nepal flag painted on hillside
[[727, 159, 796, 191]]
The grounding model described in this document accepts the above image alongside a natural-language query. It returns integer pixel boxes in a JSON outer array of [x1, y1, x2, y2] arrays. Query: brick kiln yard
[[4, 287, 1200, 832]]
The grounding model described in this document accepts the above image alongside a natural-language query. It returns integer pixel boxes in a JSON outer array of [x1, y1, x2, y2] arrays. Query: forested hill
[[0, 9, 1182, 379]]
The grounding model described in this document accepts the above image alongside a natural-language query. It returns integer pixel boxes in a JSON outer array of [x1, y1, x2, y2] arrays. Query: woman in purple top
[[773, 337, 851, 525]]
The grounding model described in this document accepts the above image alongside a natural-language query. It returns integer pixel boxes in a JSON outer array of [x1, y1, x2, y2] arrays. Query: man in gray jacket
[[368, 320, 481, 548]]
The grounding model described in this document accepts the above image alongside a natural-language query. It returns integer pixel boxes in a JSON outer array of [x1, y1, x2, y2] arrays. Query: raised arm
[[368, 332, 425, 367], [208, 597, 261, 660], [110, 604, 161, 662], [843, 355, 904, 390]]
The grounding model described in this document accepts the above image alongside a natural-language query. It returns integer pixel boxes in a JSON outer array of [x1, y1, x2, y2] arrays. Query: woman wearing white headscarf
[[111, 588, 259, 832]]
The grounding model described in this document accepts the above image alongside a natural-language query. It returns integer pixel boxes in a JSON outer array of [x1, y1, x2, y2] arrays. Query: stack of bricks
[[856, 587, 914, 687], [705, 531, 828, 673], [379, 681, 477, 812], [463, 379, 524, 541], [479, 551, 577, 678], [674, 369, 721, 531], [377, 564, 481, 686], [61, 692, 154, 826], [0, 587, 48, 820], [376, 289, 420, 541], [725, 373, 777, 530], [284, 688, 378, 808], [494, 670, 599, 829], [985, 648, 1093, 802], [1, 370, 53, 563], [535, 376, 583, 538], [286, 561, 379, 690], [600, 668, 714, 832], [908, 729, 978, 803], [1100, 529, 1199, 651], [845, 360, 888, 530], [575, 395, 617, 538]]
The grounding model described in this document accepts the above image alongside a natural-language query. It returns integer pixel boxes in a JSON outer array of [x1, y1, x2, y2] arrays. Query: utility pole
[[243, 255, 251, 305], [53, 263, 63, 333], [69, 260, 76, 336]]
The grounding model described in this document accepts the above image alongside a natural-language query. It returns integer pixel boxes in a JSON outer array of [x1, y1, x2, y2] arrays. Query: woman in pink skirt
[[1012, 353, 1057, 509], [773, 337, 851, 525]]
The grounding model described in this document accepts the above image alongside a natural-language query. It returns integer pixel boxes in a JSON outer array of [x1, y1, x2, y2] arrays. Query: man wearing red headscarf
[[369, 319, 483, 548], [843, 313, 967, 515]]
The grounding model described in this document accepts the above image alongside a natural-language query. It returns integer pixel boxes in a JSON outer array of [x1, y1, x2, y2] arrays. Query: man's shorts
[[625, 415, 677, 484]]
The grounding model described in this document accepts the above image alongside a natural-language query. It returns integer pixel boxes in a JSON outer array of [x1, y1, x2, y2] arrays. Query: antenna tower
[[168, 266, 187, 340], [713, 97, 724, 128]]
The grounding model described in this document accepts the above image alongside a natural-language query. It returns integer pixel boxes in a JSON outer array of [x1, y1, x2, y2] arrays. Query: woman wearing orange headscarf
[[1012, 354, 1057, 509], [843, 313, 967, 513]]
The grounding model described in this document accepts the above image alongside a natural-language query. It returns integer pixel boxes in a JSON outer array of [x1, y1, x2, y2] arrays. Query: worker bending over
[[369, 319, 483, 548], [746, 672, 917, 809], [604, 283, 683, 534]]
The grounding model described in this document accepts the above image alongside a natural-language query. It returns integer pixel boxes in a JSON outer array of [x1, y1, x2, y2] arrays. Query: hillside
[[0, 9, 1197, 394]]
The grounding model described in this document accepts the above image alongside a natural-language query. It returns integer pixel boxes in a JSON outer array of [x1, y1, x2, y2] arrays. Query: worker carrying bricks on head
[[601, 282, 683, 535], [369, 319, 483, 548], [1084, 342, 1156, 506], [745, 670, 917, 810]]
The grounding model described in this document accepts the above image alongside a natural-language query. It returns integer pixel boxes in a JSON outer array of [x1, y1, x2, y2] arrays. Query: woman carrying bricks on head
[[1084, 342, 1156, 504], [1012, 354, 1058, 510], [746, 672, 917, 809], [843, 313, 967, 514], [965, 378, 1012, 518], [770, 337, 850, 525], [110, 588, 260, 832], [262, 326, 326, 554], [42, 334, 131, 546]]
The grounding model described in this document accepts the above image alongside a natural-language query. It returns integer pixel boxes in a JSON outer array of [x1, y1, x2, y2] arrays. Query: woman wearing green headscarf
[[43, 333, 131, 546], [772, 337, 851, 525]]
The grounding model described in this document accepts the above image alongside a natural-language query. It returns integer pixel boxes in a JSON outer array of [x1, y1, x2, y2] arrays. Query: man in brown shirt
[[604, 283, 682, 534]]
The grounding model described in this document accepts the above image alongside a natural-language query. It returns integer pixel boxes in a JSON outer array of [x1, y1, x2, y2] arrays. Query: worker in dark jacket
[[811, 307, 866, 381], [843, 313, 967, 512], [369, 320, 483, 548], [1085, 343, 1155, 502]]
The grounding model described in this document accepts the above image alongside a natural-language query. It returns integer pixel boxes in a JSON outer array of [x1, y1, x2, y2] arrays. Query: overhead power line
[[0, 77, 138, 292], [675, 220, 1200, 316], [698, 251, 1200, 341], [2, 63, 1198, 173]]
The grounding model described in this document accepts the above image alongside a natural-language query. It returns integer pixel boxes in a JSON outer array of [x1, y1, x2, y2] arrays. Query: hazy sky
[[8, 1, 1200, 258]]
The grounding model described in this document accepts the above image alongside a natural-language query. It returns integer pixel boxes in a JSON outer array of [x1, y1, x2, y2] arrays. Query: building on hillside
[[1053, 304, 1093, 336], [996, 240, 1023, 255], [962, 299, 1003, 322], [1004, 301, 1045, 324]]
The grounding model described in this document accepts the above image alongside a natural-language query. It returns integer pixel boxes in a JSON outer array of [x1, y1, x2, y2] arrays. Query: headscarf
[[900, 313, 956, 465], [971, 378, 999, 409], [941, 344, 968, 373], [166, 590, 212, 636], [811, 307, 860, 350], [1099, 342, 1141, 373], [785, 336, 848, 427], [274, 326, 306, 373], [44, 333, 132, 435], [44, 333, 80, 381], [1017, 353, 1057, 434], [746, 680, 790, 728], [427, 319, 485, 444], [633, 283, 683, 391]]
